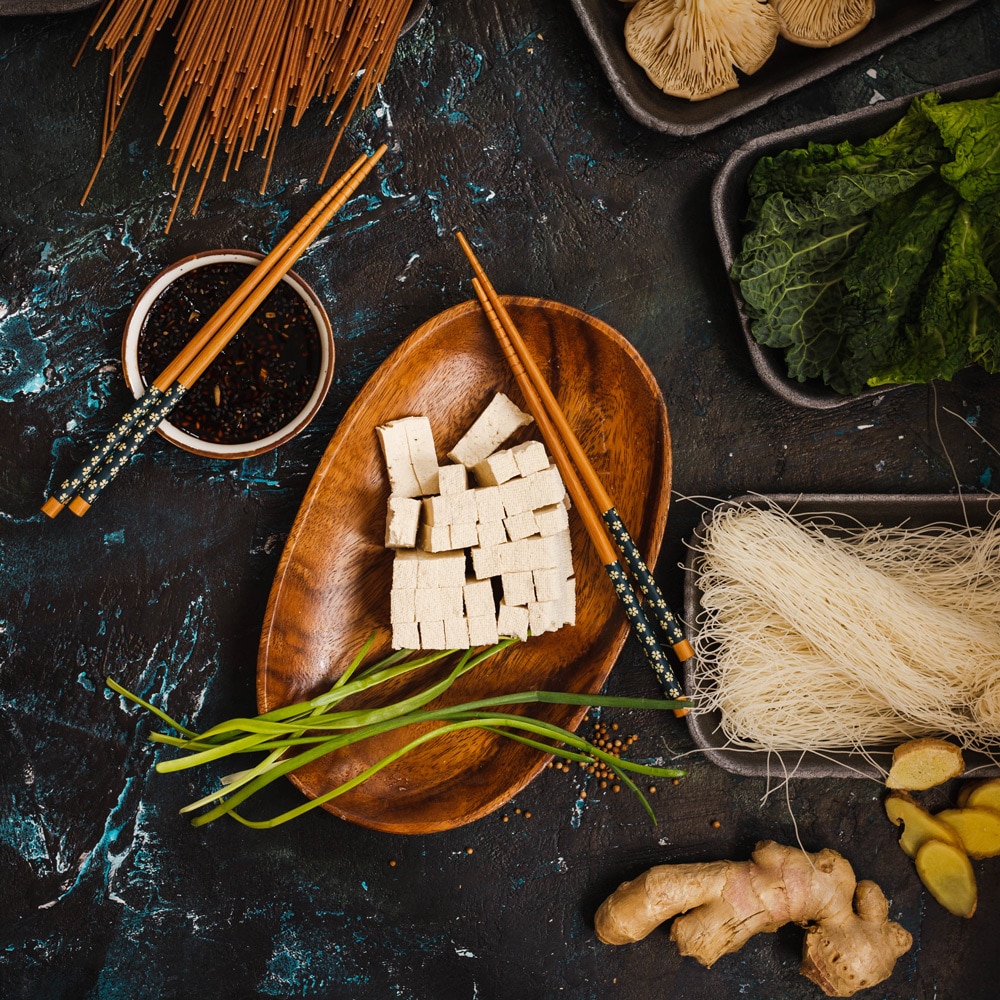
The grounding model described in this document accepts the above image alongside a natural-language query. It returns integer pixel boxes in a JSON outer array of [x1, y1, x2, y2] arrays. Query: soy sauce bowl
[[121, 250, 335, 459]]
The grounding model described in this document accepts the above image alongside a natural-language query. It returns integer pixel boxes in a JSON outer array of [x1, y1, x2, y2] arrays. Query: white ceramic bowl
[[122, 250, 334, 459]]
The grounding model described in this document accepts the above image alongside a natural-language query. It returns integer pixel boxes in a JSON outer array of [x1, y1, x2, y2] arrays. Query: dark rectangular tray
[[570, 0, 980, 137], [683, 493, 1000, 779], [712, 69, 1000, 409]]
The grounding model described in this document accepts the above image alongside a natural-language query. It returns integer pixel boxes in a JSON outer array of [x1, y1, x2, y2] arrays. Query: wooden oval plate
[[256, 296, 672, 833]]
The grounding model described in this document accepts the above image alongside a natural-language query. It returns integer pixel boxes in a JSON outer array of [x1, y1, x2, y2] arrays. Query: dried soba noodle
[[688, 503, 1000, 756], [76, 0, 414, 229]]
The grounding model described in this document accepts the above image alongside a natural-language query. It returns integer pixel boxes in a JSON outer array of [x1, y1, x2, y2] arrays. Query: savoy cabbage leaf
[[867, 202, 994, 386], [924, 92, 1000, 203], [838, 179, 959, 393]]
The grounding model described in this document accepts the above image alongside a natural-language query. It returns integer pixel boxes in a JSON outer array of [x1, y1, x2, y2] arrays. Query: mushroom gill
[[772, 0, 876, 47], [624, 0, 779, 102]]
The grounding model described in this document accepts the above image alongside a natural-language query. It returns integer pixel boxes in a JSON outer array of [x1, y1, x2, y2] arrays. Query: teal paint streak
[[0, 313, 48, 401], [241, 451, 280, 488]]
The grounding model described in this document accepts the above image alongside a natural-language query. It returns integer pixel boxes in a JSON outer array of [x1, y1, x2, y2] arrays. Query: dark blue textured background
[[1, 2, 999, 997]]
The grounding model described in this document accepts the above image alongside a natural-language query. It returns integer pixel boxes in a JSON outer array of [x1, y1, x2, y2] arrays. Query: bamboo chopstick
[[459, 236, 691, 708], [42, 145, 386, 519]]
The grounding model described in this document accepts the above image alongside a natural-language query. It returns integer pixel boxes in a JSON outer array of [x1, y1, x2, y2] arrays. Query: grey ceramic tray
[[570, 0, 981, 137], [683, 493, 1000, 779], [712, 69, 1000, 410]]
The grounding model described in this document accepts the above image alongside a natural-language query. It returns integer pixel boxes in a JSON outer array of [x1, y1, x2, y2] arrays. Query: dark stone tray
[[569, 0, 980, 137], [683, 492, 1000, 779], [711, 68, 1000, 409]]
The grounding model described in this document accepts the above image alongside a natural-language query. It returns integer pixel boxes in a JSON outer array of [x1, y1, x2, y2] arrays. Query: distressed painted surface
[[1, 2, 1000, 998]]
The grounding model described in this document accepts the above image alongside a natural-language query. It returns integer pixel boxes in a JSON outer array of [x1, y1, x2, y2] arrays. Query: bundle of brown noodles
[[688, 502, 1000, 756], [75, 0, 415, 229]]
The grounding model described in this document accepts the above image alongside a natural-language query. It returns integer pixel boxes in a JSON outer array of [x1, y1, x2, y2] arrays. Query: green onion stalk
[[107, 636, 688, 828]]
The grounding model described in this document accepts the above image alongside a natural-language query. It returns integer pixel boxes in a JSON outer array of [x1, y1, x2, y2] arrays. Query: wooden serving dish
[[257, 296, 672, 833]]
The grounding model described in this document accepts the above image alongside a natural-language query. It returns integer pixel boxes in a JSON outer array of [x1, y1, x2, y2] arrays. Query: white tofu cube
[[467, 614, 499, 647], [437, 463, 468, 494], [471, 545, 502, 580], [422, 494, 453, 526], [390, 588, 416, 623], [414, 588, 442, 622], [392, 550, 419, 589], [525, 465, 566, 508], [524, 530, 572, 573], [473, 486, 505, 523], [548, 529, 573, 576], [499, 477, 534, 517], [449, 490, 479, 525], [472, 449, 520, 487], [477, 520, 507, 548], [533, 503, 569, 537], [511, 439, 549, 478], [497, 601, 529, 642], [403, 416, 440, 495], [385, 496, 421, 548], [447, 392, 533, 468], [392, 621, 421, 650], [504, 510, 539, 541], [436, 552, 469, 589], [440, 587, 465, 619], [419, 620, 446, 650], [418, 523, 453, 553], [443, 617, 470, 649], [528, 600, 561, 636], [415, 552, 443, 588], [449, 522, 479, 551], [497, 539, 538, 574], [414, 586, 463, 621], [532, 567, 565, 603], [415, 586, 464, 622], [376, 421, 422, 498], [502, 570, 535, 606], [558, 577, 577, 627], [463, 578, 496, 619]]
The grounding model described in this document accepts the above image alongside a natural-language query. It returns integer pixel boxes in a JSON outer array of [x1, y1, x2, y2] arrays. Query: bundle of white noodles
[[688, 502, 1000, 755]]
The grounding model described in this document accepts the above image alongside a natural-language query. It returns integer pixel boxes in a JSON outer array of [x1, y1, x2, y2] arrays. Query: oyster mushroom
[[624, 0, 779, 101], [772, 0, 875, 47]]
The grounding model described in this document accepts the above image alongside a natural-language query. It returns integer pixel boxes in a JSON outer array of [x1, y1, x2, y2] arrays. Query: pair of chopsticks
[[456, 233, 692, 711], [42, 145, 387, 520]]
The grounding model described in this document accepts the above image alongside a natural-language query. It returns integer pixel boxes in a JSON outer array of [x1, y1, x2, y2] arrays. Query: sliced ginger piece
[[885, 738, 964, 790], [884, 792, 962, 858], [914, 839, 977, 918], [936, 806, 1000, 859], [956, 777, 1000, 812]]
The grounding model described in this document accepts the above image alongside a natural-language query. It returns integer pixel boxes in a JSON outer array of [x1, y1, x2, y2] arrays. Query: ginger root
[[594, 840, 912, 998]]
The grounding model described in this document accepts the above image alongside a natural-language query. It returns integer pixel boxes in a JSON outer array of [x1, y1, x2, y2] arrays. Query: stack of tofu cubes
[[378, 392, 576, 651]]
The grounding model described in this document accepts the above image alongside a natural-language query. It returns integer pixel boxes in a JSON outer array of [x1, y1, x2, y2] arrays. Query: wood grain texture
[[257, 296, 671, 833]]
